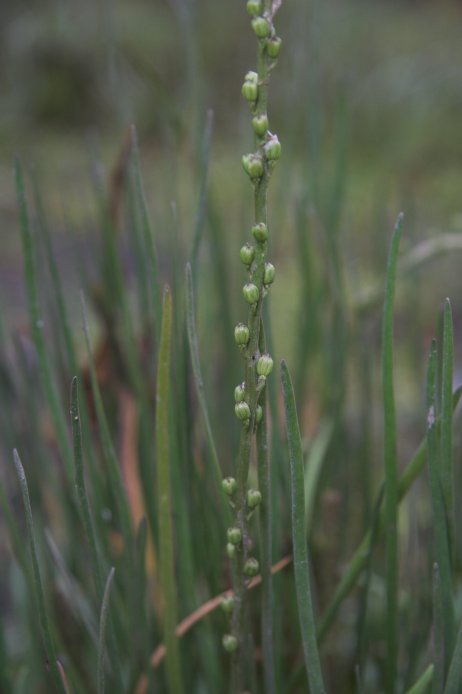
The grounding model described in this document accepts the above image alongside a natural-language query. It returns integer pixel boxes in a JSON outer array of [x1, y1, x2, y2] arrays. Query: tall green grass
[[2, 2, 462, 693]]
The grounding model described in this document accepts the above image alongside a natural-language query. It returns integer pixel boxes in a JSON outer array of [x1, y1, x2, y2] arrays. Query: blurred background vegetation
[[1, 0, 462, 691]]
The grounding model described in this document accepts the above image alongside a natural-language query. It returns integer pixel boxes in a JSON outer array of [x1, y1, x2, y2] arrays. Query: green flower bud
[[242, 79, 258, 102], [247, 488, 262, 508], [227, 527, 242, 545], [234, 382, 246, 403], [242, 153, 264, 179], [226, 542, 236, 559], [222, 634, 238, 653], [240, 243, 255, 266], [266, 36, 282, 59], [244, 71, 258, 83], [222, 477, 237, 496], [246, 0, 262, 16], [255, 405, 263, 424], [235, 401, 251, 421], [243, 282, 260, 305], [251, 16, 271, 38], [234, 323, 250, 346], [221, 596, 235, 614], [252, 114, 269, 136], [257, 353, 273, 377], [263, 262, 275, 285], [252, 222, 268, 242], [243, 558, 260, 577], [264, 134, 282, 161]]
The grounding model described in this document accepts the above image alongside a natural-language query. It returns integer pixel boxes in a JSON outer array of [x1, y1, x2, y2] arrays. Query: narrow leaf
[[440, 299, 454, 552], [13, 449, 66, 693], [382, 212, 403, 692], [156, 286, 184, 694], [281, 360, 326, 694], [97, 567, 115, 694], [406, 665, 434, 694]]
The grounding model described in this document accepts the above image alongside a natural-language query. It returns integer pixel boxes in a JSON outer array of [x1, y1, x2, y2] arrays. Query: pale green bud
[[243, 282, 260, 305], [252, 222, 268, 242], [244, 71, 258, 83], [263, 262, 275, 285], [264, 134, 282, 161], [221, 596, 235, 614], [234, 323, 250, 346], [240, 243, 255, 266], [242, 79, 258, 102], [234, 382, 246, 403], [235, 401, 251, 421], [266, 36, 282, 59], [252, 114, 269, 136], [242, 153, 264, 179], [251, 16, 271, 38], [247, 489, 262, 508], [222, 634, 238, 652], [227, 527, 242, 545], [243, 558, 260, 576], [226, 543, 236, 559], [246, 0, 262, 16], [222, 477, 237, 496], [255, 405, 263, 424], [257, 353, 273, 377]]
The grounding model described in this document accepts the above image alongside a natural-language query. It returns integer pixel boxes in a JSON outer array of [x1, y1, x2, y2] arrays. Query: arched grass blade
[[13, 449, 66, 693], [156, 286, 184, 694], [432, 562, 445, 693], [444, 614, 462, 693], [281, 360, 326, 694], [97, 567, 115, 694], [382, 212, 403, 692]]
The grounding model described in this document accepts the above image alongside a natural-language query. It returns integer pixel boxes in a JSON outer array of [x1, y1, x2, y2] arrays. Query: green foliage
[[2, 2, 462, 693]]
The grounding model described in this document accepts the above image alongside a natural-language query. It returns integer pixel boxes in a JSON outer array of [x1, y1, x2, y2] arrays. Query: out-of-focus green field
[[1, 1, 462, 692]]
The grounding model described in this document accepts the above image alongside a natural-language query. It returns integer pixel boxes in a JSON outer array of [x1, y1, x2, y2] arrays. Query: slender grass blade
[[281, 360, 326, 694], [97, 567, 116, 694]]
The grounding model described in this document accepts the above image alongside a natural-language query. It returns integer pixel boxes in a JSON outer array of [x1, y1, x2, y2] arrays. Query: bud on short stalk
[[251, 16, 271, 38], [247, 489, 262, 509], [222, 634, 238, 653], [242, 153, 264, 179], [252, 222, 268, 242], [252, 114, 269, 137], [255, 405, 263, 424], [227, 527, 242, 545], [234, 323, 250, 346], [263, 262, 275, 285], [246, 0, 262, 16], [222, 477, 237, 496], [240, 243, 255, 266], [243, 283, 260, 305], [226, 543, 237, 559], [235, 401, 251, 421], [234, 383, 246, 403], [257, 354, 273, 377], [264, 134, 282, 161], [243, 558, 260, 577], [266, 36, 282, 59], [221, 596, 235, 614]]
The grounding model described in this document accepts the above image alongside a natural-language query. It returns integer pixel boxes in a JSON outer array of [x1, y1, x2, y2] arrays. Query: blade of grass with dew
[[440, 299, 454, 555], [97, 567, 115, 694], [80, 293, 133, 549], [316, 385, 462, 645], [405, 665, 434, 694], [382, 212, 403, 693], [15, 158, 73, 481], [426, 341, 455, 673], [13, 449, 66, 694], [432, 563, 445, 693], [155, 286, 184, 694], [281, 360, 326, 694]]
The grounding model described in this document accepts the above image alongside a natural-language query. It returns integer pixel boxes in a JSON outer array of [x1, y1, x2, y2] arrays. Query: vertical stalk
[[225, 2, 282, 691]]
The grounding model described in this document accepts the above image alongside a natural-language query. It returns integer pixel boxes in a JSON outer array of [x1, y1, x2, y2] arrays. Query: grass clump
[[2, 2, 462, 693]]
